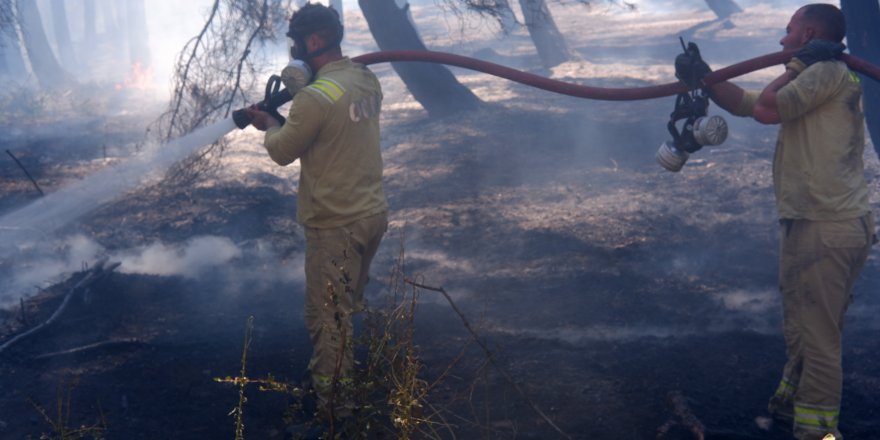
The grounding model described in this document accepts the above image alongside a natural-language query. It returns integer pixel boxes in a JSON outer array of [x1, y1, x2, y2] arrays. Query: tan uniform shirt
[[264, 58, 387, 228], [734, 61, 870, 221]]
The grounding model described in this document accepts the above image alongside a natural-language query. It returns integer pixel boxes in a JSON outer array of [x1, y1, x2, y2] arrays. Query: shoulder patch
[[306, 78, 346, 104], [349, 91, 382, 122], [848, 71, 860, 84]]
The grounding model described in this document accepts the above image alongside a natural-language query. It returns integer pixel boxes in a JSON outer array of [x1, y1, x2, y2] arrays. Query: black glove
[[675, 41, 712, 88], [788, 39, 846, 73]]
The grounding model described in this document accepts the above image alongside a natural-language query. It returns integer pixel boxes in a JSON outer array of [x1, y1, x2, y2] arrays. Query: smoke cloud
[[0, 234, 271, 309], [115, 236, 241, 278], [2, 234, 105, 307]]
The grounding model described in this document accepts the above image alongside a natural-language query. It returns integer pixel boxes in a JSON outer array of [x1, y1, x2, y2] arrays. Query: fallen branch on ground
[[32, 338, 144, 360], [0, 259, 121, 355], [5, 149, 44, 196], [657, 390, 706, 440]]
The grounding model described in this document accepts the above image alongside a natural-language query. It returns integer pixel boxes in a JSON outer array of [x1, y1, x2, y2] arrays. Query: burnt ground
[[2, 65, 880, 440]]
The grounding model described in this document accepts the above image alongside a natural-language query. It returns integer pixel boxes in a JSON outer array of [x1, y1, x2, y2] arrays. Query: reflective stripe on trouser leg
[[769, 374, 797, 418], [303, 212, 388, 416], [779, 215, 873, 440], [773, 376, 796, 401], [794, 403, 839, 439]]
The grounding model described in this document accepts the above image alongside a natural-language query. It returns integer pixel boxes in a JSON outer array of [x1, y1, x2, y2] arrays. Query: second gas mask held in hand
[[656, 91, 728, 172], [657, 39, 729, 172]]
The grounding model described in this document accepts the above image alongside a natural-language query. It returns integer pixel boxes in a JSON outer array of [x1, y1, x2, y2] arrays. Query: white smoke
[[2, 234, 105, 306], [0, 231, 314, 310], [115, 236, 241, 278], [713, 288, 777, 314], [0, 234, 250, 309]]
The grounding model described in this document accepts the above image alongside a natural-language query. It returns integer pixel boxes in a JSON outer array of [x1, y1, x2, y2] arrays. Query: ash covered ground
[[1, 2, 879, 439]]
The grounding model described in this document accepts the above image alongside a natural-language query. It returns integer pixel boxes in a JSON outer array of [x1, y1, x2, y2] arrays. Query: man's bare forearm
[[707, 81, 746, 114], [753, 69, 797, 124]]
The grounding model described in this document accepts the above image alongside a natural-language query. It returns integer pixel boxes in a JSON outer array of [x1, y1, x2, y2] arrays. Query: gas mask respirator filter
[[280, 57, 313, 96], [656, 90, 728, 172]]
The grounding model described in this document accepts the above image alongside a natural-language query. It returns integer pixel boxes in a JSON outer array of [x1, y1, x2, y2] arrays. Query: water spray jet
[[0, 117, 238, 250]]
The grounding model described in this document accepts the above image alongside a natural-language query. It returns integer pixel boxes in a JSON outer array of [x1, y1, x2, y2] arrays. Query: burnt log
[[0, 260, 120, 355]]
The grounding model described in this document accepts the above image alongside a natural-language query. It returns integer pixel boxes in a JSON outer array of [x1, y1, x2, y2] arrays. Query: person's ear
[[307, 33, 322, 51], [803, 26, 816, 44]]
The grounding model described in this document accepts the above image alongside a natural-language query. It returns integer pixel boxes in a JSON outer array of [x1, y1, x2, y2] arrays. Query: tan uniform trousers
[[769, 213, 875, 440], [303, 211, 387, 417]]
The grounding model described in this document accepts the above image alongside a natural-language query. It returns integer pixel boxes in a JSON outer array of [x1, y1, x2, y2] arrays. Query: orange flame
[[115, 62, 154, 91]]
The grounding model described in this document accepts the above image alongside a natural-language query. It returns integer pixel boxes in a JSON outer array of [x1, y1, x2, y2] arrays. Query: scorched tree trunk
[[16, 0, 73, 89], [50, 0, 77, 69], [358, 0, 482, 117], [0, 32, 28, 79], [125, 0, 151, 67], [842, 0, 880, 160], [518, 0, 570, 68]]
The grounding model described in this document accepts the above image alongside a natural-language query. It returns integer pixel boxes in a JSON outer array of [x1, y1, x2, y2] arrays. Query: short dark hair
[[287, 2, 344, 48], [800, 3, 846, 42]]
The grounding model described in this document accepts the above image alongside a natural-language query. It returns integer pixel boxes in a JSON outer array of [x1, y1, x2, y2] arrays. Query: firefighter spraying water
[[237, 6, 388, 437]]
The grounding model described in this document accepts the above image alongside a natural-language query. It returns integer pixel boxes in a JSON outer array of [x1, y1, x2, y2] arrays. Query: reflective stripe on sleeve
[[308, 78, 346, 103], [848, 71, 860, 84]]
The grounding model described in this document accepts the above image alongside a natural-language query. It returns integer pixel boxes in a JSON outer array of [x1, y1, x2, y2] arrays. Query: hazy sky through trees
[[142, 0, 820, 85]]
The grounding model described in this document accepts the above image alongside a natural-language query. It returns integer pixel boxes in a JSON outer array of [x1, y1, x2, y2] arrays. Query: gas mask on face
[[289, 35, 308, 61], [231, 5, 342, 130], [284, 3, 344, 79]]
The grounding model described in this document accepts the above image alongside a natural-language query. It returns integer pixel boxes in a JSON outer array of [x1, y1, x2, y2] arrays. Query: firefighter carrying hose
[[243, 2, 387, 435], [677, 4, 877, 439]]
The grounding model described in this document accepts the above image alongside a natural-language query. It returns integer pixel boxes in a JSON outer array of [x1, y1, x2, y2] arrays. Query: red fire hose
[[351, 49, 880, 101], [234, 49, 880, 128]]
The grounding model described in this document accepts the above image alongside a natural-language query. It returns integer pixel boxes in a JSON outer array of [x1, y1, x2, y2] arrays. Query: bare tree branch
[[150, 0, 291, 185]]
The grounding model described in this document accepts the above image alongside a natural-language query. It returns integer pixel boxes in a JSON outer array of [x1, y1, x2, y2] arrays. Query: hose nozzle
[[232, 108, 253, 129], [233, 75, 295, 129]]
